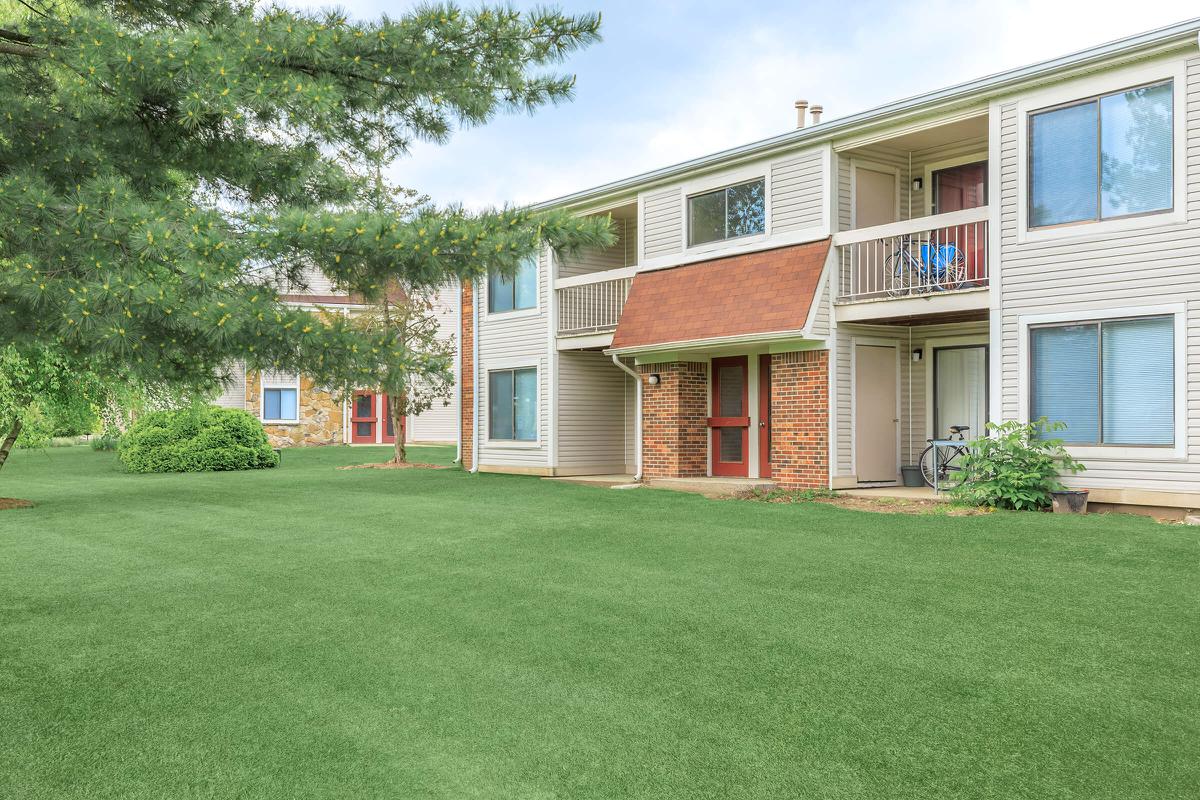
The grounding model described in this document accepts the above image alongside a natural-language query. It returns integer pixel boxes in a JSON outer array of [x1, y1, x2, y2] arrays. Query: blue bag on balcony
[[920, 243, 960, 274]]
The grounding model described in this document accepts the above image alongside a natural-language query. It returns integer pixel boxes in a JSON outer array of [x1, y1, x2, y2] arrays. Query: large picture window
[[1030, 316, 1174, 446], [1029, 80, 1173, 228], [489, 368, 537, 441], [488, 256, 537, 313], [687, 178, 765, 246]]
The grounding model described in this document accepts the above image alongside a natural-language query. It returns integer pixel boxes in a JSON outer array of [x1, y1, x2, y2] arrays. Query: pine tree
[[0, 0, 614, 455]]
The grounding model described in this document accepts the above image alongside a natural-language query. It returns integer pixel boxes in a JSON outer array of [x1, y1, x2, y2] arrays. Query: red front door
[[350, 392, 376, 443], [758, 354, 772, 478], [709, 356, 750, 477]]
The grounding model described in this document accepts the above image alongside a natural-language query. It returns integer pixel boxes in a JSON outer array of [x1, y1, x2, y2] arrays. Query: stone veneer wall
[[459, 281, 474, 468], [769, 350, 829, 489], [245, 372, 343, 447], [639, 362, 708, 479]]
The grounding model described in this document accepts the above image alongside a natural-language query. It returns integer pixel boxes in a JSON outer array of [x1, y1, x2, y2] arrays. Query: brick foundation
[[460, 281, 475, 468], [769, 350, 829, 489], [639, 362, 708, 479]]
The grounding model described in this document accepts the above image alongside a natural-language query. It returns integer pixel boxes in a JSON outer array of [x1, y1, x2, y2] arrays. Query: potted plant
[[951, 418, 1086, 511]]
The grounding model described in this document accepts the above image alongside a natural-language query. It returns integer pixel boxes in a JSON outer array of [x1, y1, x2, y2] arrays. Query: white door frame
[[924, 335, 989, 443], [850, 337, 901, 483]]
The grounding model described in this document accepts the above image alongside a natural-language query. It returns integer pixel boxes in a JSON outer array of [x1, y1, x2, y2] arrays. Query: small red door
[[758, 354, 772, 478], [350, 392, 376, 443], [380, 394, 405, 445], [709, 356, 750, 477]]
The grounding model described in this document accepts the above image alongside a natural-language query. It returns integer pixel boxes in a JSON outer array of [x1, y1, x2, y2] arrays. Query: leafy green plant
[[119, 406, 278, 474], [952, 418, 1085, 511], [90, 434, 120, 452]]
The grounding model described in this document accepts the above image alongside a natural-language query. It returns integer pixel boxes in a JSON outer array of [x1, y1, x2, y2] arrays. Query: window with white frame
[[488, 367, 537, 441], [487, 256, 537, 313], [261, 370, 300, 423], [1029, 315, 1174, 446], [1028, 80, 1173, 229], [687, 178, 765, 246]]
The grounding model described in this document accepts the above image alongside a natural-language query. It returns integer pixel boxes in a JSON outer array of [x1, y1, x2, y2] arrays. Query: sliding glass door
[[934, 345, 988, 439]]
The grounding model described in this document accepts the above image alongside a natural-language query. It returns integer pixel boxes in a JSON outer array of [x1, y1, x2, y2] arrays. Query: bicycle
[[919, 425, 970, 490], [884, 235, 968, 297]]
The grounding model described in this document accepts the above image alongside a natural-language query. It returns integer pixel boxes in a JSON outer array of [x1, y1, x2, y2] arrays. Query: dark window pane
[[489, 371, 514, 440], [688, 189, 726, 246], [488, 269, 514, 313], [514, 368, 538, 441], [719, 427, 743, 463], [726, 180, 765, 237], [1030, 101, 1099, 227], [1031, 324, 1099, 443], [718, 365, 744, 416], [1102, 316, 1173, 445], [1100, 82, 1172, 218], [355, 421, 373, 438], [354, 393, 372, 417]]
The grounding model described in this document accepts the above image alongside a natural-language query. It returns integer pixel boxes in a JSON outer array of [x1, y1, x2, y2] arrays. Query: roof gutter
[[533, 18, 1200, 212]]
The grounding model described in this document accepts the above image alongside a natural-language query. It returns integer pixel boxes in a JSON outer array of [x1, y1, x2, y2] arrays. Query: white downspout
[[471, 279, 481, 473], [611, 354, 642, 481], [455, 278, 463, 464]]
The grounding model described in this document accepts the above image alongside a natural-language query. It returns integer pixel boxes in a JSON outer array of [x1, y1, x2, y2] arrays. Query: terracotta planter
[[1050, 489, 1089, 514]]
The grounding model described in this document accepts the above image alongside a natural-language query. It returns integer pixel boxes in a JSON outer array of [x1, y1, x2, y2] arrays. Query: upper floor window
[[1030, 315, 1174, 446], [488, 256, 537, 313], [1029, 80, 1173, 229], [687, 179, 765, 246]]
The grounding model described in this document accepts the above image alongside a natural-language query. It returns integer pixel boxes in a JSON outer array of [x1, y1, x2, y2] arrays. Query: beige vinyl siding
[[558, 216, 638, 277], [770, 149, 825, 234], [642, 188, 682, 259], [279, 265, 339, 296], [555, 349, 631, 473], [833, 320, 988, 477], [995, 54, 1200, 494], [407, 280, 460, 443], [477, 250, 550, 468], [213, 361, 246, 409], [807, 279, 833, 339]]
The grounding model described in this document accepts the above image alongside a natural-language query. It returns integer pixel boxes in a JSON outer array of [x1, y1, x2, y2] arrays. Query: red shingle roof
[[611, 239, 830, 350]]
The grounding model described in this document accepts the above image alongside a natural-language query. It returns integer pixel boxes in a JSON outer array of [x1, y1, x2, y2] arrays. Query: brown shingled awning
[[611, 239, 830, 351]]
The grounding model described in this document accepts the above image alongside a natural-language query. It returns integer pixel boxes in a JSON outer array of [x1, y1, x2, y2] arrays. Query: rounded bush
[[119, 406, 278, 474]]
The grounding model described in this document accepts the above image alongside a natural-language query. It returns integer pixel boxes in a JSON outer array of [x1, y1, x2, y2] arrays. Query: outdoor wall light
[[911, 349, 923, 362], [646, 374, 661, 385], [911, 177, 923, 192]]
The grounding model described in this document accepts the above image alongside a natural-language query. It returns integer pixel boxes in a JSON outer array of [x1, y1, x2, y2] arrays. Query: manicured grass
[[1, 446, 1197, 799]]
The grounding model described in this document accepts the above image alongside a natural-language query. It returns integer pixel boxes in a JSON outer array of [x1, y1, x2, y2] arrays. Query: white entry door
[[855, 344, 898, 482], [934, 346, 988, 439]]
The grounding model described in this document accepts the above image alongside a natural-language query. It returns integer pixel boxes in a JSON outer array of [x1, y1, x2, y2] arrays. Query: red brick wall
[[770, 350, 829, 489], [460, 281, 474, 468], [639, 362, 708, 478]]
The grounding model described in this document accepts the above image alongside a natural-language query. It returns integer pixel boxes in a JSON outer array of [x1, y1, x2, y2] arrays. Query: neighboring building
[[461, 19, 1200, 515], [216, 276, 460, 450]]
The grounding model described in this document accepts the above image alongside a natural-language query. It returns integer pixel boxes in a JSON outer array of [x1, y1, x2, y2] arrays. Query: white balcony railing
[[555, 266, 635, 337], [833, 207, 989, 302]]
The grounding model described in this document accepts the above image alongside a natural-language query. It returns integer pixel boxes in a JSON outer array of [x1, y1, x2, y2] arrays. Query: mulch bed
[[336, 462, 448, 471], [0, 498, 34, 511], [748, 492, 991, 516]]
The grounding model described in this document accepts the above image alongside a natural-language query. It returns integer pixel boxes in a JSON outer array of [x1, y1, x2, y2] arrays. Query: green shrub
[[951, 418, 1085, 511], [90, 434, 120, 451], [119, 406, 278, 474]]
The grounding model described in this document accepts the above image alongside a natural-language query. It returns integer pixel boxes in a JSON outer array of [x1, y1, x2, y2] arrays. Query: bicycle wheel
[[883, 251, 911, 297], [939, 249, 968, 291], [919, 443, 964, 489]]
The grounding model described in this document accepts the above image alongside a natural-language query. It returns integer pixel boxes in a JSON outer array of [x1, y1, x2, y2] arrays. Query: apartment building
[[461, 19, 1200, 514]]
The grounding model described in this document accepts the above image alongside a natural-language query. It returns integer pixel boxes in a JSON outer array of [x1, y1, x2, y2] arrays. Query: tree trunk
[[389, 392, 407, 463], [0, 418, 22, 472]]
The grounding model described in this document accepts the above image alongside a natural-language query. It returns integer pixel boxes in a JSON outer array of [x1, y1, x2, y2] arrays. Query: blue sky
[[291, 0, 1197, 208]]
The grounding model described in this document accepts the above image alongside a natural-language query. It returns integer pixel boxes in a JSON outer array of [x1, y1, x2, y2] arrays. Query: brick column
[[639, 362, 708, 479], [770, 350, 829, 489], [460, 281, 474, 468]]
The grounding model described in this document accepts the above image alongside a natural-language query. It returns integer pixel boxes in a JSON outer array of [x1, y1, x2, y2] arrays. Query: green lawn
[[1, 446, 1197, 799]]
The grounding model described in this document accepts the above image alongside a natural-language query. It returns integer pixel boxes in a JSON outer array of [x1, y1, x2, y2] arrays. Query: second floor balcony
[[834, 207, 989, 304], [556, 266, 634, 340]]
